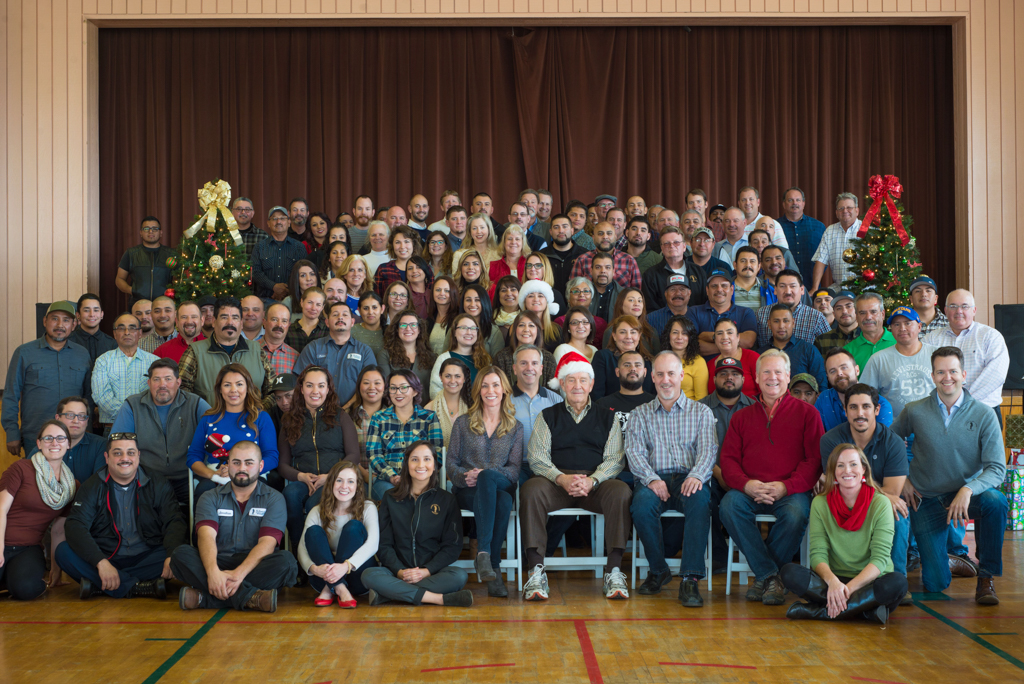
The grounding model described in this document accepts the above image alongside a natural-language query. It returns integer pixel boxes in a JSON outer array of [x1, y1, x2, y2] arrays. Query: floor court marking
[[659, 662, 757, 670], [420, 663, 516, 672], [574, 620, 603, 684], [140, 608, 227, 684], [912, 600, 1024, 672]]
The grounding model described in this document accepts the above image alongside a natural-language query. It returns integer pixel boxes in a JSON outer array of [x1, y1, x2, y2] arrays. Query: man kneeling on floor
[[521, 346, 633, 601], [171, 441, 297, 612], [56, 432, 186, 600]]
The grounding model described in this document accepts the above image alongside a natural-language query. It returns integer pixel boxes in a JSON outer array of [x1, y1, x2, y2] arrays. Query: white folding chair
[[542, 509, 606, 578], [725, 514, 810, 595], [630, 512, 714, 592]]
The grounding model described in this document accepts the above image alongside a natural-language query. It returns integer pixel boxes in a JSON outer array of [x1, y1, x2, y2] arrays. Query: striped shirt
[[918, 310, 949, 338], [922, 322, 1010, 408], [526, 399, 624, 484], [755, 303, 831, 348], [139, 330, 177, 354], [365, 405, 444, 480], [812, 220, 861, 287], [91, 347, 159, 423], [260, 338, 299, 378], [624, 394, 718, 486]]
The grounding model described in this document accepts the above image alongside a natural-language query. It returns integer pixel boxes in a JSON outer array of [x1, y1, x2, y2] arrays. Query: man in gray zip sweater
[[891, 346, 1008, 604]]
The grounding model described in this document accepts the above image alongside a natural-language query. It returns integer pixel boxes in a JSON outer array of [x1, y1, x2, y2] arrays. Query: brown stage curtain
[[99, 25, 952, 314]]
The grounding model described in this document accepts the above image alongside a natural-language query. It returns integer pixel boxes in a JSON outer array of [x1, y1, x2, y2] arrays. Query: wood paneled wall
[[1, 0, 1020, 389]]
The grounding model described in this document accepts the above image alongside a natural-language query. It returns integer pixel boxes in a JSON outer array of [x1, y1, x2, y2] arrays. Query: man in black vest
[[521, 346, 632, 601]]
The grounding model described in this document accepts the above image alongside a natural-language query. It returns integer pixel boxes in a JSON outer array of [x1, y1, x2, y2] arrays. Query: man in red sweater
[[719, 348, 824, 606]]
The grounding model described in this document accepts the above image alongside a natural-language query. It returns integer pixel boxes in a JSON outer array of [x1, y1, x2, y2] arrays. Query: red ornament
[[863, 269, 876, 281], [164, 288, 176, 298]]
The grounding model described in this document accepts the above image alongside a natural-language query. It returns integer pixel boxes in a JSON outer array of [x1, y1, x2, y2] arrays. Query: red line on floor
[[574, 620, 604, 684], [421, 663, 515, 672], [851, 677, 907, 684], [0, 620, 209, 625], [660, 662, 757, 670]]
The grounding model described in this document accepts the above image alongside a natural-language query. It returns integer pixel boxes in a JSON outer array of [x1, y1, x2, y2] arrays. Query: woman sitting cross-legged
[[780, 444, 908, 625], [297, 460, 379, 608], [446, 367, 524, 598], [361, 441, 474, 607]]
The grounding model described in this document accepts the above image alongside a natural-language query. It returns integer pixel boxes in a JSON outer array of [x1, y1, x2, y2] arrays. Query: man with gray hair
[[811, 192, 861, 293], [231, 196, 265, 256], [844, 292, 896, 370]]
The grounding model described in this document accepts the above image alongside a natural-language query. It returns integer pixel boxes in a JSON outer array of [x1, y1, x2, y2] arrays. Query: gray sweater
[[891, 388, 1005, 499]]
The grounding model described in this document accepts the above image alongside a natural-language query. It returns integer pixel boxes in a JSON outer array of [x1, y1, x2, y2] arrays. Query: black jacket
[[540, 242, 589, 296], [377, 486, 463, 575], [641, 259, 709, 311], [64, 467, 188, 566]]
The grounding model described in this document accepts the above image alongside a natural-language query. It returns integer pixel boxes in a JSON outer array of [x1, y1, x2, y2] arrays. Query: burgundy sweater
[[720, 393, 824, 495]]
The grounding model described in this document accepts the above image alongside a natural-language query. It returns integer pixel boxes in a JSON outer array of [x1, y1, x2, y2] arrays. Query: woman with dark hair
[[660, 315, 708, 400], [297, 460, 378, 607], [453, 248, 491, 294], [373, 225, 421, 296], [342, 365, 387, 481], [304, 211, 332, 253], [705, 318, 759, 398], [282, 259, 321, 315], [447, 368, 524, 597], [422, 230, 454, 277], [427, 275, 459, 355], [319, 240, 350, 282], [492, 312, 556, 388], [351, 292, 385, 360], [277, 366, 361, 542], [284, 286, 328, 352], [491, 275, 522, 343], [428, 313, 493, 399], [517, 280, 562, 352], [591, 315, 655, 400], [360, 441, 473, 607], [424, 357, 472, 448], [381, 281, 413, 328], [522, 252, 567, 312], [405, 255, 433, 319], [781, 444, 906, 625], [187, 364, 278, 499], [460, 284, 503, 357], [365, 370, 443, 500], [379, 311, 437, 391], [555, 277, 607, 342], [335, 212, 354, 229], [0, 420, 75, 599], [603, 288, 658, 353], [560, 305, 599, 361]]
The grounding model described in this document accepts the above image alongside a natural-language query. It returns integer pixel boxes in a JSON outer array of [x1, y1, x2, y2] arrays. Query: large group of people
[[0, 187, 1012, 623]]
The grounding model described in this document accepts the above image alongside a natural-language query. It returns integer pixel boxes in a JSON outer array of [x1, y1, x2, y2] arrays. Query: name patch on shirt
[[347, 353, 362, 361], [249, 507, 267, 517], [217, 509, 234, 517]]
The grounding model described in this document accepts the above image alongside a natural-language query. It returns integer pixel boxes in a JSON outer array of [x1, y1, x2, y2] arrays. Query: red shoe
[[337, 598, 358, 609], [314, 596, 334, 607]]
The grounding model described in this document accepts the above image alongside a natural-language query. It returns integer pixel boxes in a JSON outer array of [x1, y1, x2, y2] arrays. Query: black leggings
[[1, 546, 47, 600], [780, 562, 907, 615]]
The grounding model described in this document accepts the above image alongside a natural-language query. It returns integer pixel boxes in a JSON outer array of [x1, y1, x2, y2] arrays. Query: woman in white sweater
[[297, 460, 379, 608]]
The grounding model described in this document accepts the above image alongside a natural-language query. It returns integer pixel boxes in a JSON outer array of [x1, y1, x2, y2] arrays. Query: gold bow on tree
[[183, 179, 243, 247]]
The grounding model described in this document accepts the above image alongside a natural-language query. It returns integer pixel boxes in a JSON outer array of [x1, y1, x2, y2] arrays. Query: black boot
[[799, 572, 830, 603], [785, 585, 887, 625], [786, 600, 830, 620]]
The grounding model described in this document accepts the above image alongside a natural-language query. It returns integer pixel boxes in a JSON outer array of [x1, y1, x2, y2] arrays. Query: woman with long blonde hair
[[453, 248, 491, 293], [488, 224, 530, 284]]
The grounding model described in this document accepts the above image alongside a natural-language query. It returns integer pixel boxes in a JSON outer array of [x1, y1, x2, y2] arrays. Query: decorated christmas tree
[[168, 180, 252, 302], [841, 174, 924, 311]]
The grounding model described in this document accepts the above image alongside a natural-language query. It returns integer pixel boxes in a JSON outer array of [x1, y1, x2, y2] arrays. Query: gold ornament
[[884, 297, 897, 310], [231, 269, 242, 279], [165, 256, 178, 269], [842, 248, 856, 263], [209, 255, 225, 270], [182, 179, 244, 247], [868, 244, 879, 255]]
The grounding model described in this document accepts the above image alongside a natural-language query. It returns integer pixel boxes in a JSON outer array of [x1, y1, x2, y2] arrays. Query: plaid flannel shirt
[[365, 405, 444, 480], [260, 338, 300, 378], [568, 250, 641, 290], [755, 303, 831, 348]]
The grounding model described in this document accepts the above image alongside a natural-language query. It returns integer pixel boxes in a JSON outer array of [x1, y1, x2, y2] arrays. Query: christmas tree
[[841, 174, 924, 311], [168, 180, 252, 302]]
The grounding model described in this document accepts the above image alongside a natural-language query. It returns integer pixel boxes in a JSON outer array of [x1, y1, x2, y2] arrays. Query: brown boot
[[244, 589, 278, 613], [975, 577, 999, 605]]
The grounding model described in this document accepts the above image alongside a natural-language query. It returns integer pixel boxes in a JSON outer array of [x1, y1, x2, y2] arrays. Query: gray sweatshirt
[[891, 388, 1005, 499]]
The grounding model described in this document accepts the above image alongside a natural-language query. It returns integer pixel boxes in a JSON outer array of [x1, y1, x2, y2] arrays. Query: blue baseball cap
[[832, 290, 856, 306], [909, 275, 937, 294], [887, 306, 921, 325], [707, 268, 733, 283]]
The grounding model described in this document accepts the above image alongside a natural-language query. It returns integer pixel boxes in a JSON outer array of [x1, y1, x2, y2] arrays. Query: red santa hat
[[549, 343, 594, 390]]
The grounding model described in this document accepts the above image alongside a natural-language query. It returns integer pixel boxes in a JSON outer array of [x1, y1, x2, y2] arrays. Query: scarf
[[494, 309, 519, 327], [31, 451, 76, 510], [826, 483, 874, 531]]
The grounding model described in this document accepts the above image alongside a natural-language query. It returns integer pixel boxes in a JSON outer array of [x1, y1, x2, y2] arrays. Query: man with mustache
[[816, 347, 893, 432], [154, 301, 206, 363], [293, 301, 377, 404], [56, 433, 187, 600], [731, 246, 766, 311], [260, 303, 299, 378], [569, 221, 642, 290], [4, 301, 92, 455], [110, 358, 211, 506], [139, 296, 178, 353], [178, 296, 277, 407], [172, 441, 296, 612], [596, 350, 655, 488]]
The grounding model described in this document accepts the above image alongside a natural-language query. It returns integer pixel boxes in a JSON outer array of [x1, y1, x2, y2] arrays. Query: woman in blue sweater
[[186, 364, 278, 502]]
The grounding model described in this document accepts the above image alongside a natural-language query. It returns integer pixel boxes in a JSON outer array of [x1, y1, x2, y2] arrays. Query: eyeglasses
[[108, 432, 137, 441], [140, 226, 161, 232], [59, 412, 89, 422], [569, 319, 591, 327], [946, 304, 974, 311], [662, 240, 684, 249], [455, 325, 479, 332], [429, 240, 447, 246], [40, 435, 68, 444], [569, 289, 593, 296], [525, 264, 544, 271], [114, 325, 141, 332], [397, 322, 419, 330], [389, 293, 409, 300], [389, 385, 412, 393], [694, 236, 715, 244], [234, 207, 254, 214]]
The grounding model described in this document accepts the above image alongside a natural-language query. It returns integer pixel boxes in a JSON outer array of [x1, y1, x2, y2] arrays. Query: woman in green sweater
[[780, 443, 908, 625]]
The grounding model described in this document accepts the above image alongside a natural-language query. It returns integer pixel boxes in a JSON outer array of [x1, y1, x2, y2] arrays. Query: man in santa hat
[[520, 345, 633, 601]]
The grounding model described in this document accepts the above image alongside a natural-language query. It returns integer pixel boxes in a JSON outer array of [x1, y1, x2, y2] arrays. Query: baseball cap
[[693, 226, 715, 240], [789, 373, 819, 393], [709, 203, 726, 214], [886, 306, 921, 326], [267, 205, 289, 219], [46, 301, 76, 316], [197, 295, 217, 308], [708, 268, 733, 284], [832, 290, 856, 306], [666, 274, 691, 289], [909, 275, 937, 294], [714, 356, 742, 374], [595, 194, 618, 205], [812, 289, 832, 302], [272, 373, 298, 393]]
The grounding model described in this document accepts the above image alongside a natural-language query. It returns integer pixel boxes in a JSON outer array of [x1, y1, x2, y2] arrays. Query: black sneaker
[[79, 578, 103, 600], [678, 579, 704, 607], [907, 552, 921, 573], [762, 575, 786, 606], [487, 577, 509, 598], [638, 568, 673, 595], [128, 579, 168, 600], [442, 590, 475, 607], [745, 578, 765, 602], [368, 589, 391, 607]]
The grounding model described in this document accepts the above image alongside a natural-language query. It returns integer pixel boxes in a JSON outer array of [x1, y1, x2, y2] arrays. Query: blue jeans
[[303, 520, 376, 595], [631, 473, 711, 577], [909, 488, 1008, 592], [283, 480, 325, 541], [55, 542, 168, 598], [719, 490, 812, 582], [891, 513, 911, 576], [453, 470, 516, 569]]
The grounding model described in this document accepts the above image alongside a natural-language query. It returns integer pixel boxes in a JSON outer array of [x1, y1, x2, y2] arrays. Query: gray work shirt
[[698, 391, 757, 458], [195, 480, 287, 559], [293, 335, 377, 405]]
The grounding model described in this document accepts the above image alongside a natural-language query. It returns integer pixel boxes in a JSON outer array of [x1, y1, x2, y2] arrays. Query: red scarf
[[826, 484, 874, 531]]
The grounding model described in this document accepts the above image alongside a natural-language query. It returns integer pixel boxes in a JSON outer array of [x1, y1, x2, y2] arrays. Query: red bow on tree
[[857, 174, 909, 246]]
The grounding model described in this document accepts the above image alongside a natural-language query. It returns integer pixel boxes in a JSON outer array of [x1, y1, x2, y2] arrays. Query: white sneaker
[[604, 567, 629, 600], [523, 564, 549, 601]]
